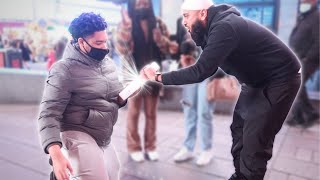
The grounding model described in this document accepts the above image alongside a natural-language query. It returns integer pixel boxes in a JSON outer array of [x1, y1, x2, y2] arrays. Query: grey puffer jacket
[[38, 42, 124, 153]]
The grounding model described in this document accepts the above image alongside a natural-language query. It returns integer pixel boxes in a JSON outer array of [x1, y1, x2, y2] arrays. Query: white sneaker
[[173, 147, 193, 162], [130, 151, 144, 162], [196, 150, 213, 166], [146, 151, 159, 161]]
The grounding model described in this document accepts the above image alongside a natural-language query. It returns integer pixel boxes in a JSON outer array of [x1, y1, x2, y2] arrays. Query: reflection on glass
[[212, 0, 276, 31]]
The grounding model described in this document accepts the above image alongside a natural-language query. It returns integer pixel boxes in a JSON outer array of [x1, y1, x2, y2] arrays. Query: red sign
[[0, 52, 4, 68], [11, 59, 21, 68]]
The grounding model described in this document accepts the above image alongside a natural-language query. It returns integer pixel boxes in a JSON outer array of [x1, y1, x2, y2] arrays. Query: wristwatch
[[155, 72, 162, 82]]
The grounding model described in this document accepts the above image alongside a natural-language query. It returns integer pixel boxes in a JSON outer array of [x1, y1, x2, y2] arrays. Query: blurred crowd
[[0, 32, 69, 70]]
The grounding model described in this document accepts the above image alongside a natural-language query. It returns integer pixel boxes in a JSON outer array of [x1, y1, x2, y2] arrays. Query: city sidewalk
[[0, 104, 318, 180]]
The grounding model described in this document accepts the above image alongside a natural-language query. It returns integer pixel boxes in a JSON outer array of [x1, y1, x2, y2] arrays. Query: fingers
[[140, 69, 147, 79], [54, 168, 69, 180], [143, 67, 150, 79], [146, 69, 156, 80], [52, 157, 73, 180], [141, 67, 150, 80], [140, 64, 158, 81], [67, 161, 74, 175]]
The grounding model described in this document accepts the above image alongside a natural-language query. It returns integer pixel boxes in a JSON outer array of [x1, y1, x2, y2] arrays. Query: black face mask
[[135, 8, 151, 20], [83, 39, 109, 61], [190, 20, 206, 46]]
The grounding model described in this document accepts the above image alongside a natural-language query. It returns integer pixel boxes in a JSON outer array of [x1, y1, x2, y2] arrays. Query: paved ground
[[0, 104, 319, 180]]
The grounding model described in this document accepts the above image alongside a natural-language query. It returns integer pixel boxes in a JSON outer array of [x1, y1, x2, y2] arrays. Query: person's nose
[[183, 20, 187, 27]]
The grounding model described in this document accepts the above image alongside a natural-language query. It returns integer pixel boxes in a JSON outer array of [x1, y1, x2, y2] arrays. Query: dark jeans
[[231, 74, 301, 180]]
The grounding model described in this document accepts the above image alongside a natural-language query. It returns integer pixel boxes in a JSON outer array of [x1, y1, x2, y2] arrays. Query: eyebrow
[[95, 40, 107, 43]]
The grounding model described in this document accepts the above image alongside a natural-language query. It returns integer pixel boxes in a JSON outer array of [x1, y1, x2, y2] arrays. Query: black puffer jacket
[[38, 42, 124, 153]]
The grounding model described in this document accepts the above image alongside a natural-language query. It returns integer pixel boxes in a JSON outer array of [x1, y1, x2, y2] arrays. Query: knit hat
[[181, 0, 214, 10]]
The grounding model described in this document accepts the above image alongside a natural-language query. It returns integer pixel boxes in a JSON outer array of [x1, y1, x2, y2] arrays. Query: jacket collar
[[199, 4, 240, 48]]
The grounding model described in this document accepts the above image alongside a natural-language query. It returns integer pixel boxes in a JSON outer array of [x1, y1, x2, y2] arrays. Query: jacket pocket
[[84, 109, 112, 130]]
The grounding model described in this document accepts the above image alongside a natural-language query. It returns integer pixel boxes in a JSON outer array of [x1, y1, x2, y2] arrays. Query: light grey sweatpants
[[61, 131, 120, 180]]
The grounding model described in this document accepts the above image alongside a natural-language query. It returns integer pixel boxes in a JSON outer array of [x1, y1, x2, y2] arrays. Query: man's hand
[[140, 65, 157, 81], [140, 68, 148, 80], [49, 144, 73, 180]]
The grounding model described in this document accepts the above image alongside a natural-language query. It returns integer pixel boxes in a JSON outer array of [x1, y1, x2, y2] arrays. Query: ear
[[78, 37, 83, 44], [78, 37, 86, 47], [199, 9, 208, 21]]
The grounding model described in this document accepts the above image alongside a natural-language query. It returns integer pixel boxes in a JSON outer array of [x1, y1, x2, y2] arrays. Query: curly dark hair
[[68, 12, 108, 41]]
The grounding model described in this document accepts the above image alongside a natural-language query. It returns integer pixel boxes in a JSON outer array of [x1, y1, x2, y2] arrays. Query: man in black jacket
[[288, 0, 319, 127], [142, 0, 301, 179]]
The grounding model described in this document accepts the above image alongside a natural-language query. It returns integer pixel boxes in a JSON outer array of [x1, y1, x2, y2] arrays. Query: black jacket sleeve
[[162, 23, 239, 85]]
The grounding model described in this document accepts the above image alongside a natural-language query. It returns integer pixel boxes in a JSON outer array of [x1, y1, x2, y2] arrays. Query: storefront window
[[214, 0, 278, 32]]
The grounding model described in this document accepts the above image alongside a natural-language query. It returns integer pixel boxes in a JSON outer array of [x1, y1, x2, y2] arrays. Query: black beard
[[190, 20, 206, 46]]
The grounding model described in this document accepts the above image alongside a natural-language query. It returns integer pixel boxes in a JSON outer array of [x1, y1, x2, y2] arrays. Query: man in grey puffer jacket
[[38, 12, 132, 180]]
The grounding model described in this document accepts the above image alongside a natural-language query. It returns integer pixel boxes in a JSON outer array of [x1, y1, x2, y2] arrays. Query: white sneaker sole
[[196, 158, 212, 166], [130, 155, 144, 162]]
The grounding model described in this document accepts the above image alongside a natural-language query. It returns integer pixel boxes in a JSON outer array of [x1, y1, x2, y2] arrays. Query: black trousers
[[231, 74, 301, 180], [290, 64, 319, 123]]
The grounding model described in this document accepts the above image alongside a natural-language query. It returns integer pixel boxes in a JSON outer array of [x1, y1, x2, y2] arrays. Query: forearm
[[161, 63, 218, 85], [154, 24, 237, 86], [48, 144, 63, 159]]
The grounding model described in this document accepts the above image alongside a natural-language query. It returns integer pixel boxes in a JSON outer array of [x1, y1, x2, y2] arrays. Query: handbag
[[207, 76, 240, 101]]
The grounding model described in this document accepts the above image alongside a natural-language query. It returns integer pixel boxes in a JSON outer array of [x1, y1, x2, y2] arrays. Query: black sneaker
[[228, 173, 247, 180], [286, 117, 305, 126], [308, 113, 320, 122], [302, 117, 319, 128], [286, 119, 299, 126]]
